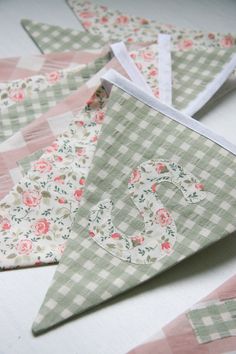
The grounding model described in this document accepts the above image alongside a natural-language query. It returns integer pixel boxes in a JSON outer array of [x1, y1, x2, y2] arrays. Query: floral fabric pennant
[[0, 59, 128, 270], [128, 275, 236, 353], [67, 0, 236, 49], [31, 71, 236, 334]]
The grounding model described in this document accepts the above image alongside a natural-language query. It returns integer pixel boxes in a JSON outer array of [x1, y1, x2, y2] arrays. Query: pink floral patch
[[79, 11, 95, 18], [9, 88, 25, 102], [142, 51, 155, 61], [129, 169, 141, 184], [46, 71, 60, 84], [94, 111, 105, 124], [45, 142, 58, 153], [0, 217, 11, 231], [161, 241, 171, 251], [58, 197, 67, 204], [195, 183, 205, 191], [220, 35, 234, 48], [111, 232, 122, 240], [76, 147, 86, 156], [79, 177, 86, 185], [82, 21, 92, 29], [179, 39, 193, 50], [74, 188, 84, 201], [34, 218, 50, 236], [16, 239, 33, 255], [155, 208, 172, 227], [131, 236, 144, 246], [33, 159, 52, 173], [100, 16, 108, 24], [116, 15, 129, 25], [22, 190, 41, 208], [149, 68, 158, 77], [54, 176, 65, 184], [156, 162, 167, 174]]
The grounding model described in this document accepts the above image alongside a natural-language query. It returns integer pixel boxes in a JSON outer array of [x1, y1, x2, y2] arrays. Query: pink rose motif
[[9, 88, 25, 102], [34, 218, 50, 236], [90, 135, 98, 143], [94, 111, 105, 124], [76, 147, 86, 156], [82, 21, 92, 29], [179, 39, 193, 50], [151, 183, 157, 193], [142, 51, 155, 61], [55, 156, 63, 162], [156, 162, 167, 174], [100, 16, 108, 24], [140, 18, 149, 25], [154, 88, 160, 98], [79, 177, 86, 185], [22, 190, 41, 207], [161, 241, 171, 251], [58, 197, 67, 204], [16, 239, 33, 255], [76, 120, 85, 127], [79, 11, 95, 18], [58, 243, 65, 254], [54, 176, 64, 184], [208, 33, 215, 40], [116, 15, 129, 25], [127, 38, 133, 43], [149, 68, 158, 77], [129, 169, 141, 184], [45, 142, 58, 153], [130, 52, 137, 60], [0, 217, 11, 230], [195, 183, 205, 191], [221, 35, 234, 48], [155, 208, 172, 227], [89, 230, 95, 237], [33, 159, 52, 173], [46, 71, 60, 84], [111, 232, 122, 240], [74, 189, 84, 201], [136, 62, 143, 71], [131, 236, 144, 246]]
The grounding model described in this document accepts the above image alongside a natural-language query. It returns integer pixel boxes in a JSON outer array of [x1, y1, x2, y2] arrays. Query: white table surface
[[0, 1, 236, 354]]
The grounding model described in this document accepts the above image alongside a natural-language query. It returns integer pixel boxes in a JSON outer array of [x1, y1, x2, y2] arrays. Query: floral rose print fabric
[[67, 0, 236, 49], [0, 86, 108, 270], [0, 67, 80, 111], [88, 159, 206, 264]]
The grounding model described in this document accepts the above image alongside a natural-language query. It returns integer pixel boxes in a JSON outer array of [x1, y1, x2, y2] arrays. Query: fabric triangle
[[32, 71, 236, 334]]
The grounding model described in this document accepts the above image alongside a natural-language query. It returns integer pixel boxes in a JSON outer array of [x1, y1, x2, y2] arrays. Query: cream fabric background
[[0, 1, 235, 353]]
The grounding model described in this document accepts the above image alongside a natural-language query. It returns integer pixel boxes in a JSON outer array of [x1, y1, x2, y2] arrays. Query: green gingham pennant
[[32, 71, 236, 334], [21, 19, 107, 54]]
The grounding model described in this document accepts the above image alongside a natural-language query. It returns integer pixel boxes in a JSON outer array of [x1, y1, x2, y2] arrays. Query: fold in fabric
[[31, 70, 236, 334], [0, 51, 106, 81], [67, 0, 236, 49], [128, 275, 236, 353], [0, 59, 128, 270]]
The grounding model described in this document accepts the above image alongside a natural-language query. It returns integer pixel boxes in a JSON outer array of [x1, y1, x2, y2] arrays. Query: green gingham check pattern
[[172, 47, 236, 111], [187, 299, 236, 343], [17, 150, 44, 175], [32, 85, 236, 334], [21, 19, 107, 54], [0, 54, 109, 142]]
